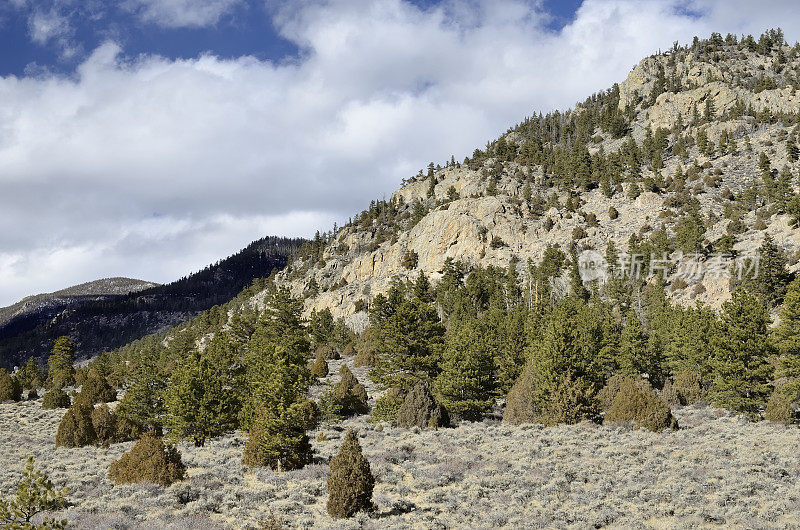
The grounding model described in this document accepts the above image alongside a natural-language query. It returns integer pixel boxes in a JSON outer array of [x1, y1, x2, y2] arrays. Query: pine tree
[[0, 368, 21, 402], [164, 344, 240, 447], [240, 289, 318, 469], [617, 308, 652, 378], [525, 298, 604, 424], [240, 288, 312, 430], [309, 309, 335, 348], [708, 291, 774, 415], [326, 429, 374, 518], [773, 277, 800, 381], [115, 351, 167, 434], [17, 357, 43, 390], [241, 398, 316, 470], [736, 234, 789, 306], [0, 457, 68, 529], [369, 296, 445, 392], [332, 365, 369, 417], [435, 317, 494, 421], [47, 337, 76, 389]]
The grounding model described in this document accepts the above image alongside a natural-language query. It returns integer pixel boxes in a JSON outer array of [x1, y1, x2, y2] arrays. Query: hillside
[[268, 29, 800, 323], [0, 236, 304, 369]]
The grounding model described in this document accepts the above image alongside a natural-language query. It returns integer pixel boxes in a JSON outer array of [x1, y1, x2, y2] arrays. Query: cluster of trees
[[351, 235, 797, 424]]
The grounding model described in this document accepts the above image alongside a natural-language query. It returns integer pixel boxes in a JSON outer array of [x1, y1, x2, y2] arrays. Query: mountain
[[0, 278, 158, 328], [0, 236, 304, 369], [270, 29, 800, 323]]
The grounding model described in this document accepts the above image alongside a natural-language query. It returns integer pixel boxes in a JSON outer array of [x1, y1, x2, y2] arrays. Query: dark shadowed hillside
[[0, 236, 304, 368]]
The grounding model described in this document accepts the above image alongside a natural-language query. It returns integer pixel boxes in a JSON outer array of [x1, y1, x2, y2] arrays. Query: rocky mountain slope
[[267, 30, 800, 323], [0, 236, 304, 369]]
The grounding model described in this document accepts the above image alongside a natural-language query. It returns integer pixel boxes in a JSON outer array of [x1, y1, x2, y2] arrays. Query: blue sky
[[0, 0, 797, 306], [0, 0, 583, 77]]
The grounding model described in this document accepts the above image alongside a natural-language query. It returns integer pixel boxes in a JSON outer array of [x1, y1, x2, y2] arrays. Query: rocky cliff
[[260, 33, 800, 325]]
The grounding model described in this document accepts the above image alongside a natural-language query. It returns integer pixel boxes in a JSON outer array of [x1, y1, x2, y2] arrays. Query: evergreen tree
[[17, 357, 43, 390], [435, 317, 495, 421], [47, 337, 76, 389], [241, 398, 316, 470], [332, 365, 369, 417], [326, 429, 374, 518], [0, 457, 68, 529], [773, 277, 800, 380], [493, 307, 527, 393], [708, 291, 774, 415], [240, 288, 311, 430], [618, 308, 653, 378], [164, 343, 240, 447], [115, 351, 168, 434], [369, 296, 445, 392], [736, 234, 789, 306], [309, 309, 335, 348], [662, 304, 715, 382], [0, 368, 22, 402], [525, 298, 604, 424]]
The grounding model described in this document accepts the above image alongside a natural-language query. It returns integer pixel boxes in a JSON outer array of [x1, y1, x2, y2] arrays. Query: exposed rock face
[[263, 39, 800, 321]]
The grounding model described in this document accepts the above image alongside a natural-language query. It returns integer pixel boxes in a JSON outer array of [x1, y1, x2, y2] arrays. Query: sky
[[0, 0, 799, 306]]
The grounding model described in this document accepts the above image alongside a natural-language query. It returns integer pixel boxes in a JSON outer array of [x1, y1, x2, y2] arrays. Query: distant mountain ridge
[[0, 236, 305, 369], [0, 277, 158, 328]]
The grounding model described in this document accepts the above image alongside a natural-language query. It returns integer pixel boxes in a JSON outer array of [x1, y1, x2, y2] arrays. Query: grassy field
[[3, 393, 800, 529]]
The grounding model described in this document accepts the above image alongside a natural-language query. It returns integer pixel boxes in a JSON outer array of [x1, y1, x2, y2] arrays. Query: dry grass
[[3, 383, 800, 528]]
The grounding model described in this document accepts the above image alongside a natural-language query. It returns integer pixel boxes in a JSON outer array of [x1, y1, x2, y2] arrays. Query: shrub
[[109, 432, 186, 487], [42, 388, 71, 410], [503, 365, 537, 425], [316, 344, 340, 361], [659, 379, 682, 407], [370, 388, 406, 423], [342, 342, 356, 357], [605, 378, 678, 432], [572, 226, 587, 240], [536, 373, 599, 427], [78, 371, 117, 405], [91, 404, 118, 447], [597, 374, 655, 411], [55, 401, 97, 448], [0, 456, 68, 529], [74, 368, 88, 388], [333, 365, 369, 417], [353, 346, 378, 368], [27, 388, 39, 400], [114, 415, 144, 443], [396, 380, 448, 429], [311, 355, 329, 378], [764, 391, 796, 424], [326, 429, 374, 518], [401, 250, 419, 270], [673, 370, 705, 405], [0, 368, 22, 402]]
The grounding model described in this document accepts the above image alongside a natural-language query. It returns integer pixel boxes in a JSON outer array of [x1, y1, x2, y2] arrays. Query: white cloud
[[28, 8, 70, 44], [122, 0, 241, 28], [0, 0, 797, 305]]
